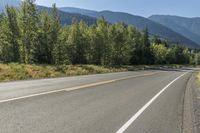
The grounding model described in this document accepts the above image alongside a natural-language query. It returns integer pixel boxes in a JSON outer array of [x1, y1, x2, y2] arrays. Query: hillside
[[149, 15, 200, 45], [38, 6, 96, 25], [0, 1, 96, 25], [59, 7, 199, 48], [59, 7, 99, 18], [1, 3, 200, 48], [0, 0, 20, 12]]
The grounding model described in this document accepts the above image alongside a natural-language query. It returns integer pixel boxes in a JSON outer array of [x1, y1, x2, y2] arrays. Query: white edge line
[[0, 72, 158, 103], [116, 72, 188, 133]]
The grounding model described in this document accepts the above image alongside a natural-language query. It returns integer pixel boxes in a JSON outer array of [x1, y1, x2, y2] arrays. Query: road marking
[[116, 72, 188, 133], [64, 72, 159, 91], [0, 72, 158, 103]]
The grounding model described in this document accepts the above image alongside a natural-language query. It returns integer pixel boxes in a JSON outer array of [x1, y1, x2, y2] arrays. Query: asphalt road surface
[[0, 69, 193, 133]]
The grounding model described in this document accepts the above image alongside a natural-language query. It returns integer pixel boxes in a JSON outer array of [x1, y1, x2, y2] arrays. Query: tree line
[[0, 0, 200, 66]]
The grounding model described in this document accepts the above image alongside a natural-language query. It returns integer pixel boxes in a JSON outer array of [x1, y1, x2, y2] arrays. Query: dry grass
[[197, 72, 200, 83], [0, 63, 193, 82], [0, 64, 128, 82]]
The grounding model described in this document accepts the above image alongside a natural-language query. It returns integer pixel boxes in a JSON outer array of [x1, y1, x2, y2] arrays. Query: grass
[[197, 71, 200, 83], [0, 63, 194, 82], [0, 63, 128, 82]]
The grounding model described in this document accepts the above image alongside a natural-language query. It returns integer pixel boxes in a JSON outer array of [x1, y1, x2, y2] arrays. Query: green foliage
[[0, 0, 199, 66], [109, 23, 130, 65], [151, 43, 168, 64], [19, 0, 39, 63], [5, 6, 20, 62]]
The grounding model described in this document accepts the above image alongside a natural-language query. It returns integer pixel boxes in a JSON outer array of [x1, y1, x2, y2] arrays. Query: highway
[[0, 69, 193, 133]]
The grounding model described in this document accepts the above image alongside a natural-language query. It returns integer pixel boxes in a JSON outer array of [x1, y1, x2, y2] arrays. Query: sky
[[35, 0, 199, 18]]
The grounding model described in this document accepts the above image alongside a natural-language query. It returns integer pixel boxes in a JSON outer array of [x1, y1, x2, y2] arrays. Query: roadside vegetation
[[197, 72, 200, 83], [0, 63, 193, 82], [0, 64, 129, 81], [0, 0, 200, 81]]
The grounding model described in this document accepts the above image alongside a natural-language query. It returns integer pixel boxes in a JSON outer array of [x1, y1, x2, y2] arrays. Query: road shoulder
[[183, 72, 195, 133], [183, 71, 200, 133], [192, 73, 200, 133]]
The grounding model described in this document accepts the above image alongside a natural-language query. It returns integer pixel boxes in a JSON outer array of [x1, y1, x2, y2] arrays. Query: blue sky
[[35, 0, 199, 17]]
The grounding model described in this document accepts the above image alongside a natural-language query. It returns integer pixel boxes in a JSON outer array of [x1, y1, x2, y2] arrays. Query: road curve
[[0, 69, 193, 133]]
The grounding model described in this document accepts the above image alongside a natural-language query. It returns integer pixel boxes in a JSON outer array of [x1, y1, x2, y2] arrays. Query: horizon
[[34, 0, 200, 18]]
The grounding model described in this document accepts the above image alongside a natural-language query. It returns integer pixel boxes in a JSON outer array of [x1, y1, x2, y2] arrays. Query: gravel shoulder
[[193, 74, 200, 133]]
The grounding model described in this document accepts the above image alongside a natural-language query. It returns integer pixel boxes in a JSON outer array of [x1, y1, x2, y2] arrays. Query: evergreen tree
[[19, 0, 39, 63], [0, 1, 199, 66], [127, 26, 142, 65], [37, 11, 52, 64], [141, 28, 154, 64], [67, 20, 82, 64], [54, 26, 69, 65], [95, 17, 110, 65], [0, 16, 13, 62], [5, 6, 20, 62], [51, 3, 61, 64]]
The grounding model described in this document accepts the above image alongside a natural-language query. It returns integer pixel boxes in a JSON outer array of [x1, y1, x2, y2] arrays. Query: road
[[0, 69, 193, 133]]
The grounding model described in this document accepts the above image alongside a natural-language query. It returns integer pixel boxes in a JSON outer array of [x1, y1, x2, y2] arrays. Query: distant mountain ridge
[[59, 7, 199, 48], [0, 1, 96, 25], [0, 0, 20, 11], [0, 2, 200, 48], [59, 7, 99, 18], [37, 6, 96, 25], [149, 15, 200, 45]]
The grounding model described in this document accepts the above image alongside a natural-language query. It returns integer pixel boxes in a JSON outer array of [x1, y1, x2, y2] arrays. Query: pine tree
[[127, 26, 142, 65], [67, 20, 82, 64], [5, 6, 20, 62], [37, 11, 51, 64], [51, 3, 61, 64], [54, 26, 69, 65], [141, 28, 154, 64], [0, 16, 13, 62], [94, 17, 110, 65], [19, 0, 39, 63]]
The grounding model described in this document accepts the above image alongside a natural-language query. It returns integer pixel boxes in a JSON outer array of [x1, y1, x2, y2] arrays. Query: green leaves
[[0, 0, 198, 66]]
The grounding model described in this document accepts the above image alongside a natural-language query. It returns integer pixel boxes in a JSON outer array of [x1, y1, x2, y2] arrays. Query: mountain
[[59, 7, 99, 18], [59, 7, 199, 48], [1, 3, 199, 48], [0, 1, 96, 25], [149, 15, 200, 45], [38, 6, 96, 25], [0, 0, 20, 12]]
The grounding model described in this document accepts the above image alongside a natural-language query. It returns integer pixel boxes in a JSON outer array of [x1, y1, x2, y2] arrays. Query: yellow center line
[[0, 72, 160, 103], [64, 72, 160, 91]]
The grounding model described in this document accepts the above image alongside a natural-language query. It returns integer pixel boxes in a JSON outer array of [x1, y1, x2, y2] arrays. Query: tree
[[5, 6, 20, 62], [37, 11, 52, 64], [109, 23, 130, 65], [0, 2, 198, 66], [87, 25, 99, 64], [95, 17, 110, 65], [51, 3, 61, 64], [54, 26, 69, 65], [151, 43, 168, 64], [153, 36, 162, 44], [19, 0, 39, 63], [141, 28, 154, 64], [67, 19, 86, 64], [0, 16, 13, 62], [194, 52, 200, 65], [127, 25, 142, 65]]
